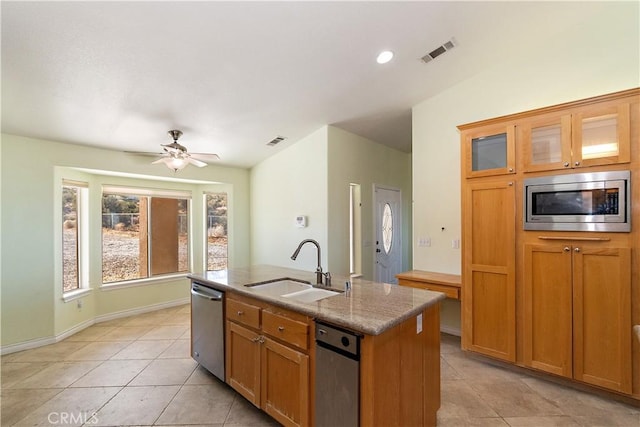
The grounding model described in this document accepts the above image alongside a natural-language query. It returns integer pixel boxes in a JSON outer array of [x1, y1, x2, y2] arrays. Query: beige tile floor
[[1, 304, 638, 426]]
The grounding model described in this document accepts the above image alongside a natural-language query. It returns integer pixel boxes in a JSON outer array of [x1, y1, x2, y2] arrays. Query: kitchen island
[[189, 265, 445, 427]]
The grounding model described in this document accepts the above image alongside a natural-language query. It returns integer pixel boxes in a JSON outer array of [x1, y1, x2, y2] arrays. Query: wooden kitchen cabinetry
[[461, 178, 516, 362], [523, 241, 632, 393], [519, 96, 631, 173], [460, 88, 639, 400], [225, 294, 310, 427]]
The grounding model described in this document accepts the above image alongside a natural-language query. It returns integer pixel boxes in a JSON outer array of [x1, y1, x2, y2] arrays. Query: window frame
[[101, 185, 192, 287], [62, 180, 90, 301]]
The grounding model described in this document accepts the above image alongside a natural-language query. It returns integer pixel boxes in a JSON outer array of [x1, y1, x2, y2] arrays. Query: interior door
[[374, 186, 402, 284]]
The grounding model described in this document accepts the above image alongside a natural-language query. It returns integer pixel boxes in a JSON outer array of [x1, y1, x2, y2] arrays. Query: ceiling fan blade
[[187, 157, 208, 167], [189, 152, 220, 161], [151, 156, 170, 165], [126, 151, 166, 157]]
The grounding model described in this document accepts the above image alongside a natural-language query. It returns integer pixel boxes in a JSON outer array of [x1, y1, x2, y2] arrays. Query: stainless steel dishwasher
[[191, 282, 225, 381], [315, 321, 360, 427]]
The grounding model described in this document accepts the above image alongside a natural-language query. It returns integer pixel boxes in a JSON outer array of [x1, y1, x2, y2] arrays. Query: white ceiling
[[1, 1, 612, 168]]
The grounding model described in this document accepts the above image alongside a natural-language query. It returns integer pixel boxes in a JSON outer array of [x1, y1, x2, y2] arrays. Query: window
[[62, 180, 88, 293], [382, 203, 393, 254], [349, 183, 362, 276], [102, 186, 190, 284], [205, 192, 228, 270]]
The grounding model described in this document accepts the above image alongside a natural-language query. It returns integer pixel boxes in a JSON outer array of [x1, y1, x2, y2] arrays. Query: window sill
[[100, 273, 190, 291], [62, 288, 93, 303]]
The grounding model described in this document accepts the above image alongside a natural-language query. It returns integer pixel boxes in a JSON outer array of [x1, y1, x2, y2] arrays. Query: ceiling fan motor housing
[[168, 130, 183, 141]]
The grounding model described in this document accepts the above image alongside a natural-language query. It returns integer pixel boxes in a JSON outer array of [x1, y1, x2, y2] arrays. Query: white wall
[[250, 127, 329, 272], [411, 2, 640, 334], [250, 125, 411, 281], [1, 134, 250, 348]]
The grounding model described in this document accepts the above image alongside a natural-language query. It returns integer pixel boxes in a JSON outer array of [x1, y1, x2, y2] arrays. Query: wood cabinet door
[[462, 179, 516, 361], [462, 124, 516, 178], [519, 114, 572, 173], [226, 321, 261, 406], [261, 337, 309, 427], [572, 102, 631, 169], [523, 244, 573, 377], [572, 245, 632, 393]]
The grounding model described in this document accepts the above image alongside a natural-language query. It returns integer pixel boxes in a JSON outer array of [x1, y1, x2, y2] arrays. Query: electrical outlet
[[418, 236, 431, 247], [77, 299, 83, 309], [452, 238, 460, 249]]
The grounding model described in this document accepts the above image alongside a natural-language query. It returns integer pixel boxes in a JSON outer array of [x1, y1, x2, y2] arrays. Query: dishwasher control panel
[[315, 321, 360, 359]]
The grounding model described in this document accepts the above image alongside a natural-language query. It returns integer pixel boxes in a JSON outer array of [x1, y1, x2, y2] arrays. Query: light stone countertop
[[188, 265, 445, 336]]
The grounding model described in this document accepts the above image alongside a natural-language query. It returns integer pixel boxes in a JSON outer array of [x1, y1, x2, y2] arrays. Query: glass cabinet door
[[464, 125, 515, 178], [520, 114, 571, 173], [573, 102, 630, 168]]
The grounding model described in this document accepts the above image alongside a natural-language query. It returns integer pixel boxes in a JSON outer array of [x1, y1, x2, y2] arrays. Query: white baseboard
[[0, 335, 58, 356], [94, 297, 190, 324], [440, 325, 461, 336], [1, 297, 190, 356]]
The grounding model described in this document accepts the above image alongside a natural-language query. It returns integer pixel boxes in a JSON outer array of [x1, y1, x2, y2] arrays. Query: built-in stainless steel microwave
[[524, 170, 631, 232]]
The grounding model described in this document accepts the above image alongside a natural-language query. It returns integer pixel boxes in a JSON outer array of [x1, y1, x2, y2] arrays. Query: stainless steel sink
[[281, 287, 341, 303], [245, 278, 311, 297]]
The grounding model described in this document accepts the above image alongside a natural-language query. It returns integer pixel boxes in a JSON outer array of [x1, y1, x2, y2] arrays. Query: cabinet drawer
[[227, 299, 261, 329], [262, 311, 309, 350], [398, 279, 461, 300]]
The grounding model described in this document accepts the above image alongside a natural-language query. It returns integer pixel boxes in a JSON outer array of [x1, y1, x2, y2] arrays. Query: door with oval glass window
[[374, 186, 402, 284]]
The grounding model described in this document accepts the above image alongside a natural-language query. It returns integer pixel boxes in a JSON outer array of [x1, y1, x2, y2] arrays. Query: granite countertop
[[188, 265, 445, 336]]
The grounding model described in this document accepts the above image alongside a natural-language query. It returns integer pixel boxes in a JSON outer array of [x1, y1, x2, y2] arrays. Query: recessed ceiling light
[[376, 50, 394, 64]]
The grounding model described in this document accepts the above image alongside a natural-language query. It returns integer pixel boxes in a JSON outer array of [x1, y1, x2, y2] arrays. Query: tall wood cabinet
[[462, 178, 516, 362], [459, 88, 639, 399]]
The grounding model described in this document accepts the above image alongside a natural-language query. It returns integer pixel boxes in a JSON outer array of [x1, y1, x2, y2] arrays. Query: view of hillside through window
[[62, 186, 79, 292], [206, 193, 228, 270], [102, 193, 189, 283]]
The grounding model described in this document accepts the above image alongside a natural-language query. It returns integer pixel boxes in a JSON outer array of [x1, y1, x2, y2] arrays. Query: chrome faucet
[[290, 239, 331, 287]]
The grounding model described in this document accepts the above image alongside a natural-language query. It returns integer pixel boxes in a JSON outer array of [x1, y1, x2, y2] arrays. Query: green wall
[[1, 134, 250, 348]]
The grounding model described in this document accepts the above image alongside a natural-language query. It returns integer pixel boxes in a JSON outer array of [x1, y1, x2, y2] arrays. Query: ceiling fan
[[130, 130, 220, 172]]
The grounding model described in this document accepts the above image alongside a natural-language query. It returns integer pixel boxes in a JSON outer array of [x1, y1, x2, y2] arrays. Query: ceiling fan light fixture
[[155, 155, 189, 172]]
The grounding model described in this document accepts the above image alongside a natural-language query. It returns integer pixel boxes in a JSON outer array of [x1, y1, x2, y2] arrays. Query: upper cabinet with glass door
[[520, 99, 631, 173], [462, 124, 516, 178]]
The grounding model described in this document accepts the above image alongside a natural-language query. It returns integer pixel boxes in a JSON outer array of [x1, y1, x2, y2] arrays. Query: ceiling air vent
[[421, 38, 456, 64], [266, 136, 286, 147]]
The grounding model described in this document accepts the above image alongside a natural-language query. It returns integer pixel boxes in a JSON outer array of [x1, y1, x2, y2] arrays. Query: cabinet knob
[[237, 311, 244, 316], [508, 167, 514, 172], [574, 247, 581, 253], [252, 336, 261, 343], [574, 161, 581, 167], [278, 326, 285, 332], [563, 162, 570, 167], [563, 246, 570, 252], [508, 182, 513, 186]]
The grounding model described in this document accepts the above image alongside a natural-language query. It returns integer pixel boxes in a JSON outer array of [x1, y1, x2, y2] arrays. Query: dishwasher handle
[[191, 285, 223, 301]]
